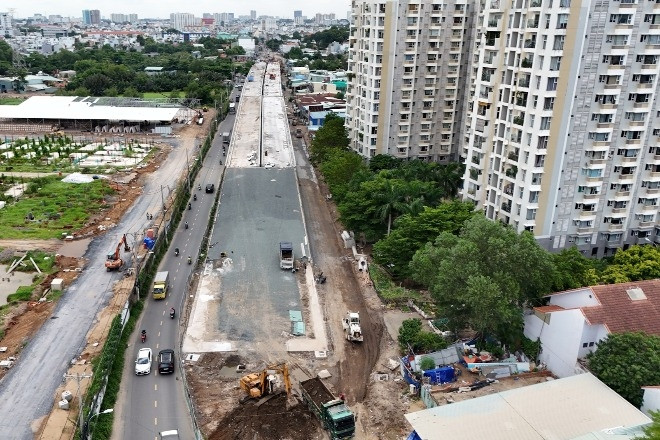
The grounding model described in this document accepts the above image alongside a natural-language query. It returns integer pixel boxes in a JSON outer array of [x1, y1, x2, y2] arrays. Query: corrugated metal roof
[[405, 373, 650, 440], [0, 96, 181, 122]]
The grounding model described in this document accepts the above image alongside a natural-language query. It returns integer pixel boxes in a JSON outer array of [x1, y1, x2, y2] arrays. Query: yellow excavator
[[239, 363, 291, 401]]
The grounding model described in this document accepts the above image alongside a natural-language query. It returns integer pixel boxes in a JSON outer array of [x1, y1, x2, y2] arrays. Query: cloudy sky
[[7, 1, 350, 19]]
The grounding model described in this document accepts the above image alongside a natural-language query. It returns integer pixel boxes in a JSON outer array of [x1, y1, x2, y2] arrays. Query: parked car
[[135, 348, 152, 375], [158, 349, 175, 374], [205, 183, 215, 193], [295, 128, 303, 138]]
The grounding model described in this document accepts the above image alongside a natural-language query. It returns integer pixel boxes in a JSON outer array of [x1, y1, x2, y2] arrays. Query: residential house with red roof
[[524, 279, 660, 378]]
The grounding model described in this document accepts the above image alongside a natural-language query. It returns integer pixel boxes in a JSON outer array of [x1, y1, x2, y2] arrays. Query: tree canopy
[[398, 319, 447, 354], [302, 26, 349, 49], [309, 113, 349, 163], [599, 245, 660, 284], [640, 411, 660, 440], [587, 332, 660, 408], [373, 201, 476, 279], [410, 215, 555, 343]]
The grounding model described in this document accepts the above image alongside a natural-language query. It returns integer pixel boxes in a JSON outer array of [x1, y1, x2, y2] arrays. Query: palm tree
[[374, 181, 406, 236]]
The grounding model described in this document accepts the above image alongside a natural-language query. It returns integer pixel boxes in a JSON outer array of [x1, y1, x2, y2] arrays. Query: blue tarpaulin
[[143, 237, 155, 250], [406, 431, 422, 440], [423, 366, 455, 384]]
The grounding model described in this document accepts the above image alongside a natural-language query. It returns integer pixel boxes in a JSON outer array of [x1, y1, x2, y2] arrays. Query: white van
[[160, 430, 179, 439], [229, 103, 236, 114]]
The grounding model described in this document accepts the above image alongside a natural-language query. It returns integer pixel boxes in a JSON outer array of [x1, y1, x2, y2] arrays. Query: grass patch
[[0, 176, 114, 239], [7, 285, 35, 302], [0, 97, 25, 105], [4, 250, 56, 273], [369, 264, 424, 304]]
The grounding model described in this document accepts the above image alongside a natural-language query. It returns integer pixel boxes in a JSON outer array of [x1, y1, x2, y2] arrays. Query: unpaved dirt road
[[292, 135, 384, 403]]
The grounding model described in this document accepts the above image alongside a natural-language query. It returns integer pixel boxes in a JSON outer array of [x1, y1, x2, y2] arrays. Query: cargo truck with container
[[153, 271, 169, 299], [229, 103, 236, 114], [300, 378, 356, 439]]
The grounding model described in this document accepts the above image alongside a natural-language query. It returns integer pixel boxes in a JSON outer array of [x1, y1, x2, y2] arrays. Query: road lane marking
[[155, 400, 158, 408], [156, 343, 159, 349], [154, 417, 157, 426]]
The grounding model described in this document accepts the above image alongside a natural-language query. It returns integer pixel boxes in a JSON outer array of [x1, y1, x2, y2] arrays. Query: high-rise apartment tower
[[460, 0, 660, 255]]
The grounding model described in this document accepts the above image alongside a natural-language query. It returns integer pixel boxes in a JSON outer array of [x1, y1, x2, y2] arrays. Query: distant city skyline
[[4, 0, 349, 19]]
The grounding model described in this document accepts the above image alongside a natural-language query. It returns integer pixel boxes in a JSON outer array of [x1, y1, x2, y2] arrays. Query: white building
[[110, 13, 138, 24], [237, 37, 256, 56], [170, 13, 197, 31], [346, 0, 475, 162], [461, 0, 660, 255], [524, 279, 660, 378], [0, 12, 13, 37]]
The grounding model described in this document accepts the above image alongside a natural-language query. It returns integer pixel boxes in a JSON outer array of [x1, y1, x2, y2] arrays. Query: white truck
[[222, 132, 231, 144], [279, 242, 294, 270], [342, 312, 363, 342]]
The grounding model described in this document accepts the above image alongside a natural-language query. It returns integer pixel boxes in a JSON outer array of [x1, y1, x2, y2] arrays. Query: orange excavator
[[105, 234, 130, 271], [239, 363, 291, 402]]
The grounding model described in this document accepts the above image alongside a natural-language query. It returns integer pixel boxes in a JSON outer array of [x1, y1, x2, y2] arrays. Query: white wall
[[524, 309, 586, 377], [549, 288, 600, 309], [577, 324, 609, 359], [641, 388, 660, 416]]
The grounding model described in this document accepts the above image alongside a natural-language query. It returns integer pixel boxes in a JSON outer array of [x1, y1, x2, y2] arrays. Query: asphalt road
[[0, 136, 197, 439], [112, 95, 238, 440]]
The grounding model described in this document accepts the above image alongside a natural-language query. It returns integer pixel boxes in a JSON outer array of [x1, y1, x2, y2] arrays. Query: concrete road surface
[[112, 99, 237, 440], [0, 138, 202, 438]]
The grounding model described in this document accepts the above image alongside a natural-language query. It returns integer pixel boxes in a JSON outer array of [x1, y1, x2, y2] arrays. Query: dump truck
[[229, 103, 236, 114], [342, 312, 363, 342], [279, 242, 294, 270], [300, 378, 355, 439], [153, 271, 169, 299]]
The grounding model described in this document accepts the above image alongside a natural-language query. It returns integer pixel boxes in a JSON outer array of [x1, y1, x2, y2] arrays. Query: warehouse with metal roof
[[0, 96, 194, 131], [405, 373, 651, 440]]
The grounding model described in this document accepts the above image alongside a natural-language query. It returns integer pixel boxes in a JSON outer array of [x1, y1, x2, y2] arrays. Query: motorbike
[[140, 330, 146, 343], [198, 184, 201, 190], [187, 256, 192, 265], [175, 248, 179, 257], [170, 308, 175, 319], [188, 203, 191, 210], [193, 194, 197, 201], [185, 222, 189, 229]]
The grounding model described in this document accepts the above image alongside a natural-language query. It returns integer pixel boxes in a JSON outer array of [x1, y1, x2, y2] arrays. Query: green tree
[[639, 411, 660, 440], [599, 245, 660, 284], [309, 113, 348, 164], [83, 73, 112, 95], [410, 215, 555, 343], [287, 47, 304, 59], [587, 332, 660, 408], [369, 154, 401, 172], [265, 39, 281, 51], [552, 247, 599, 291], [397, 318, 447, 354], [319, 150, 367, 201], [373, 201, 476, 279]]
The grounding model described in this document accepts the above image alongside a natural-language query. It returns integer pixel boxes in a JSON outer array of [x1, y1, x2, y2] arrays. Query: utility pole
[[62, 372, 93, 438]]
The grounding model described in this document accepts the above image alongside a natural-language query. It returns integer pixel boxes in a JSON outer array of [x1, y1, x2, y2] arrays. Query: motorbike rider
[[187, 256, 192, 264], [188, 202, 191, 210], [193, 194, 197, 201], [185, 221, 188, 229], [175, 247, 179, 256], [198, 184, 201, 190], [170, 307, 175, 317], [141, 329, 146, 341]]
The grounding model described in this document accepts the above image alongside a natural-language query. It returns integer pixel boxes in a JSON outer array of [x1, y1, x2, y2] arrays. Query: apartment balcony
[[598, 102, 618, 109], [646, 187, 660, 195], [638, 83, 654, 89], [576, 227, 594, 234], [615, 190, 631, 198], [491, 0, 501, 8], [611, 207, 628, 214], [518, 79, 530, 88], [501, 202, 512, 213], [622, 155, 639, 164], [641, 64, 658, 72], [524, 39, 536, 48], [521, 58, 533, 68], [604, 83, 620, 90], [651, 171, 660, 179], [580, 210, 597, 218], [583, 192, 601, 200], [527, 19, 539, 28], [596, 122, 613, 129], [530, 0, 542, 7], [641, 203, 659, 211], [586, 176, 604, 183], [634, 102, 650, 108], [589, 158, 607, 166], [608, 223, 625, 232], [513, 116, 524, 126]]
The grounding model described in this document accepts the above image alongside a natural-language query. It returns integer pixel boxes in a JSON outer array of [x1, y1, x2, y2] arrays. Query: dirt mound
[[208, 393, 321, 440]]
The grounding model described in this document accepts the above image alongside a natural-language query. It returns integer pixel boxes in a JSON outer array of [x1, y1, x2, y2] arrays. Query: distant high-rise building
[[170, 12, 197, 30], [250, 10, 257, 20], [228, 13, 234, 21], [203, 13, 212, 19], [294, 10, 302, 19], [294, 16, 306, 25], [0, 12, 12, 37], [48, 15, 63, 24], [110, 13, 137, 24], [82, 9, 100, 25]]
